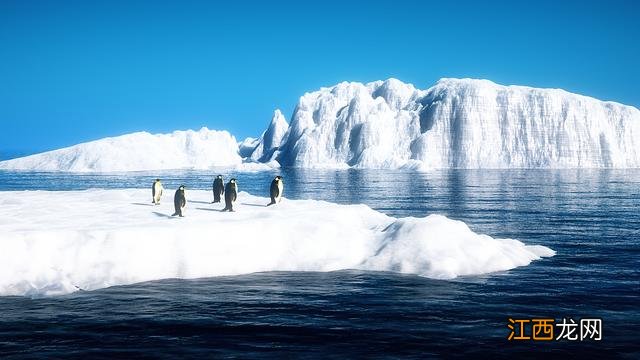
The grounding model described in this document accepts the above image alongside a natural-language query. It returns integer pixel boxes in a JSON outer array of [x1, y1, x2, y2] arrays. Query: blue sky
[[1, 0, 639, 155]]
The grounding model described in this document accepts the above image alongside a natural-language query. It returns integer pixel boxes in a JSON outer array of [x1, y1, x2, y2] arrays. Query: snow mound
[[274, 78, 640, 169], [0, 189, 554, 296], [0, 127, 242, 172]]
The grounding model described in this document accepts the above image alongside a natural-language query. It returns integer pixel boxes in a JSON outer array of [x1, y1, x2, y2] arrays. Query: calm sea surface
[[0, 168, 638, 359]]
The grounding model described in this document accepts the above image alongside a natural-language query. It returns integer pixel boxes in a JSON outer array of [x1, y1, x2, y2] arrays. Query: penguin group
[[150, 175, 284, 217]]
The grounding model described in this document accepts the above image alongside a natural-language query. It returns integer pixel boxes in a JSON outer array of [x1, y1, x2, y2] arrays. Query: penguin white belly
[[153, 184, 163, 203], [276, 181, 283, 202]]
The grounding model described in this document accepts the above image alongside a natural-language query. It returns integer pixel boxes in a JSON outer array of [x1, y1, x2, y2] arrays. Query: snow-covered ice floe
[[0, 189, 554, 297]]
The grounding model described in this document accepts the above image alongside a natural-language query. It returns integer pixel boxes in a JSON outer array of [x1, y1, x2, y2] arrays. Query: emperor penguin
[[222, 178, 238, 212], [152, 178, 164, 205], [172, 185, 186, 217], [267, 176, 283, 206], [212, 175, 224, 203]]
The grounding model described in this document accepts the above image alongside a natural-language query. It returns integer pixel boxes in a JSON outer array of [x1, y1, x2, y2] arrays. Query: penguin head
[[155, 178, 160, 182], [179, 185, 185, 191], [217, 175, 222, 179], [230, 178, 236, 183], [275, 176, 282, 182]]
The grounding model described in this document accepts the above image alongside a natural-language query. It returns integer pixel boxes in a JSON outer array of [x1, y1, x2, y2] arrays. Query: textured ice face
[[248, 109, 290, 162], [411, 79, 640, 169], [274, 79, 424, 168], [273, 78, 640, 169]]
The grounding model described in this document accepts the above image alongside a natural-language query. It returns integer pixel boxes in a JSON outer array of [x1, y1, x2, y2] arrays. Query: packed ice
[[0, 189, 553, 296]]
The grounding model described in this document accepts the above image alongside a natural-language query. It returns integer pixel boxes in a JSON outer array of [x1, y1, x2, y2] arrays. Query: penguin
[[267, 176, 283, 206], [222, 178, 238, 212], [152, 178, 164, 205], [212, 175, 224, 203], [172, 185, 186, 217]]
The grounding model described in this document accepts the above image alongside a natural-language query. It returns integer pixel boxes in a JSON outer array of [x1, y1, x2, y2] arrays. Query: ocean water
[[0, 168, 638, 358]]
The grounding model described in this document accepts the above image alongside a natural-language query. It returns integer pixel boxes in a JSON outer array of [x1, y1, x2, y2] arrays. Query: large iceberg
[[0, 189, 553, 296], [268, 78, 640, 169], [1, 78, 638, 171]]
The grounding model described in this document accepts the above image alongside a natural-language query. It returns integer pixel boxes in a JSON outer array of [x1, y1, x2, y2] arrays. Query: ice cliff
[[268, 78, 640, 169], [1, 78, 638, 171]]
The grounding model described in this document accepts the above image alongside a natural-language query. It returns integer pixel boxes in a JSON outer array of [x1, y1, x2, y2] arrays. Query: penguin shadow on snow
[[195, 207, 222, 212], [131, 202, 155, 206], [188, 200, 212, 205], [152, 211, 177, 219]]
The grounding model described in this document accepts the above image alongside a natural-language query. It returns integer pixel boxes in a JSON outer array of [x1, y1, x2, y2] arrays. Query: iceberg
[[247, 109, 290, 163], [0, 127, 242, 172], [1, 78, 638, 171], [0, 189, 554, 296], [270, 78, 640, 169]]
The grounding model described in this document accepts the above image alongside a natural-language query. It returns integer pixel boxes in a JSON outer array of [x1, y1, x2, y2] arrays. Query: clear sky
[[1, 0, 639, 155]]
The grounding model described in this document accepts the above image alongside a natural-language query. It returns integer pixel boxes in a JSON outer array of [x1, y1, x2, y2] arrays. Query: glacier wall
[[270, 78, 640, 169]]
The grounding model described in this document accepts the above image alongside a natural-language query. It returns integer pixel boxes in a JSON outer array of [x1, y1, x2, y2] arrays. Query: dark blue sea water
[[0, 169, 638, 359]]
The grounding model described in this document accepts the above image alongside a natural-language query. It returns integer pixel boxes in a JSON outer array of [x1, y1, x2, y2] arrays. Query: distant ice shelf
[[0, 189, 554, 296], [0, 128, 243, 172], [1, 78, 639, 171]]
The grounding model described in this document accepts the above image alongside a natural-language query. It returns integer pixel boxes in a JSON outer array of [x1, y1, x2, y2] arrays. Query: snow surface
[[0, 189, 554, 297], [0, 128, 242, 172], [2, 78, 637, 171]]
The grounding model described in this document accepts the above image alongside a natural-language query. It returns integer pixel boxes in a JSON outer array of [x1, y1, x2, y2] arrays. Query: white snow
[[0, 189, 553, 297], [2, 78, 637, 171], [231, 160, 281, 172], [0, 127, 243, 172]]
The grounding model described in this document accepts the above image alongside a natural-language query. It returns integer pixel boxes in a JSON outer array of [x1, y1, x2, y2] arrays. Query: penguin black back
[[222, 178, 238, 212], [172, 185, 186, 217], [268, 176, 283, 206], [212, 175, 224, 203]]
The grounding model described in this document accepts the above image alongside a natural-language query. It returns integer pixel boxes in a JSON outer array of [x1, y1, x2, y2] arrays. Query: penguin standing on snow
[[222, 178, 238, 212], [172, 185, 186, 217], [152, 178, 164, 205], [267, 176, 283, 206], [212, 175, 224, 203]]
